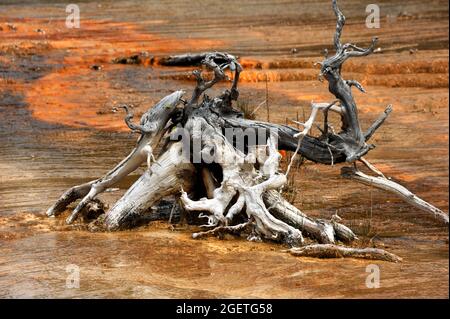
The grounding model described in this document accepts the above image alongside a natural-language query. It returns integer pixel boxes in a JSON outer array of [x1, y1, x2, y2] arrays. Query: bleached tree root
[[104, 142, 195, 230], [289, 244, 402, 262], [46, 90, 185, 222], [180, 128, 304, 246], [263, 190, 357, 244], [46, 181, 95, 217], [341, 166, 449, 224]]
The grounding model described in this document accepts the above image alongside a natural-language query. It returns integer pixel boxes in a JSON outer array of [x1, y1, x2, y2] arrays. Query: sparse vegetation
[[235, 99, 256, 120]]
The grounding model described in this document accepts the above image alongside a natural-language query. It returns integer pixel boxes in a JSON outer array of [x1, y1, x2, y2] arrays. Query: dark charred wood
[[317, 0, 379, 162], [223, 118, 347, 164], [158, 53, 209, 67]]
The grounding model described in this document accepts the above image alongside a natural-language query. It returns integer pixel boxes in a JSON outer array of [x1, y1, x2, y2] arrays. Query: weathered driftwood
[[47, 0, 447, 262], [181, 134, 305, 246], [341, 166, 449, 224], [158, 52, 211, 67], [46, 90, 185, 223], [263, 190, 357, 244], [192, 220, 252, 239], [289, 244, 402, 262]]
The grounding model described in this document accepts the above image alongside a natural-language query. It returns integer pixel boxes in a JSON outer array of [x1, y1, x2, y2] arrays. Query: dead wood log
[[316, 0, 380, 162], [104, 142, 195, 230], [45, 0, 447, 261], [46, 90, 185, 222], [263, 190, 357, 244], [192, 221, 252, 239]]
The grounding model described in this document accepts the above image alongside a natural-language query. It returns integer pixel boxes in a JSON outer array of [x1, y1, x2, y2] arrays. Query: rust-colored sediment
[[0, 18, 222, 130]]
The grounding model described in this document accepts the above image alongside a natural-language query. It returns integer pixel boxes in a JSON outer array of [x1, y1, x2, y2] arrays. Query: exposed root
[[364, 105, 393, 141], [47, 90, 185, 223], [285, 101, 340, 179], [45, 1, 446, 263], [46, 181, 94, 217], [289, 244, 402, 262], [192, 220, 252, 239], [82, 198, 107, 221], [104, 141, 195, 230]]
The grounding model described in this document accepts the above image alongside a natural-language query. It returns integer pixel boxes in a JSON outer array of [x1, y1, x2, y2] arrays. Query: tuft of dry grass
[[281, 151, 305, 204], [235, 99, 256, 120]]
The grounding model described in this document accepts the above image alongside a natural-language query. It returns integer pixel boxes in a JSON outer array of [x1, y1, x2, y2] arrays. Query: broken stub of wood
[[46, 0, 447, 261]]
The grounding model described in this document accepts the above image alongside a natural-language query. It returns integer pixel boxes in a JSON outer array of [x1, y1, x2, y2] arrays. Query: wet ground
[[0, 0, 448, 298]]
